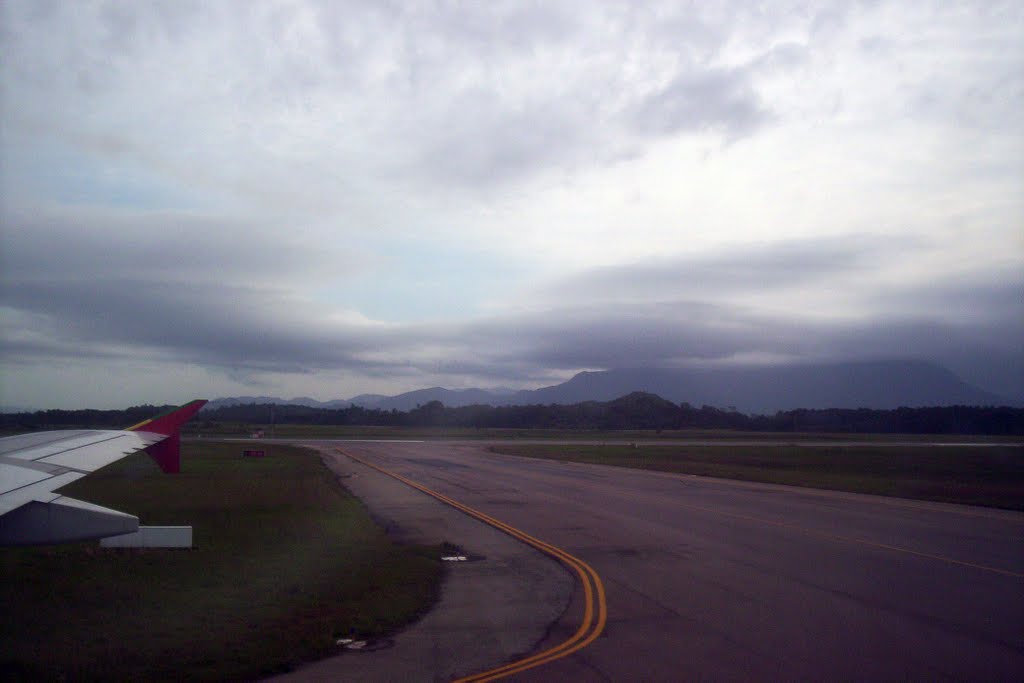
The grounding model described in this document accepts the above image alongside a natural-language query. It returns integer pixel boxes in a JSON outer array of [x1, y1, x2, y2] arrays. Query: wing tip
[[135, 400, 207, 473], [127, 399, 208, 434]]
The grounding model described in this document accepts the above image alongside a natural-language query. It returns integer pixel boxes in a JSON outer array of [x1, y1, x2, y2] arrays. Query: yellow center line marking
[[672, 499, 1024, 579], [337, 449, 606, 682]]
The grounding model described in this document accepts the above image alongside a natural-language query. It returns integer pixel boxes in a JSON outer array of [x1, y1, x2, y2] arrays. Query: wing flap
[[0, 462, 53, 496], [0, 495, 138, 545], [0, 470, 82, 516]]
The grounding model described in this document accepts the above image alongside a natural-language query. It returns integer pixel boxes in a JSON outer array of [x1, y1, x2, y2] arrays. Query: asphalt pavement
[[278, 440, 1024, 682]]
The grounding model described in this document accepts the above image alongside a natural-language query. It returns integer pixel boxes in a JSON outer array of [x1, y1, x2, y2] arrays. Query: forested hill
[[0, 404, 180, 431], [4, 393, 1023, 435]]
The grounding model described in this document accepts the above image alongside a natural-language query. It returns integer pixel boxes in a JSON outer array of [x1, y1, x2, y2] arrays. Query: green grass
[[187, 422, 1024, 443], [489, 443, 1024, 511], [0, 442, 443, 682]]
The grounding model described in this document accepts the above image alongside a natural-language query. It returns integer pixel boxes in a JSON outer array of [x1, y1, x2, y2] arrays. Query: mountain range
[[205, 360, 1014, 414]]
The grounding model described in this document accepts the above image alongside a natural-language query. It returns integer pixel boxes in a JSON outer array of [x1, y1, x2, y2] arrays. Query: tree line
[[3, 392, 1022, 435]]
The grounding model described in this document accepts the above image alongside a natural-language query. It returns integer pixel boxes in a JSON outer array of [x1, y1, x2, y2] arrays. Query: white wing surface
[[0, 400, 206, 545]]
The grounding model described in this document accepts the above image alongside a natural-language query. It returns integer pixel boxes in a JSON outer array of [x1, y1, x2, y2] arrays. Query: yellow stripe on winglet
[[126, 418, 154, 431], [125, 399, 205, 431]]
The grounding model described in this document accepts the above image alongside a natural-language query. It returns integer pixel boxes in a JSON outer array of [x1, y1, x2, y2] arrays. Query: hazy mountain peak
[[208, 359, 1011, 414]]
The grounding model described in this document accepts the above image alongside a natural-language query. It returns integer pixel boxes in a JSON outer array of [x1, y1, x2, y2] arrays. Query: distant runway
[[315, 440, 1023, 681], [225, 436, 1022, 448]]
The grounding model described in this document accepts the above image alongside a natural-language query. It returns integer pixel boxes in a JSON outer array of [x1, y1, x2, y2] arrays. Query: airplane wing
[[0, 400, 206, 545]]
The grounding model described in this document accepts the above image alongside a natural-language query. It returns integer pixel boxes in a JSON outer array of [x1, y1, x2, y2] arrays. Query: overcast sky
[[1, 1, 1021, 409]]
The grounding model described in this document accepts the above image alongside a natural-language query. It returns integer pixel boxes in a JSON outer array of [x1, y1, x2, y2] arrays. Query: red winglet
[[130, 400, 207, 473]]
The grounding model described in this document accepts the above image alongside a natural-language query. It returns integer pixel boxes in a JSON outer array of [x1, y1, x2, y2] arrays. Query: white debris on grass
[[336, 638, 369, 650]]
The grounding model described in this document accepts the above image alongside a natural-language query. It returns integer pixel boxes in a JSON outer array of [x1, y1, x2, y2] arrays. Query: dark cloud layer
[[540, 237, 908, 301], [3, 206, 1020, 401]]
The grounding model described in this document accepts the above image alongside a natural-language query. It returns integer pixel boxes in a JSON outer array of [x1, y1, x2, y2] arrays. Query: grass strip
[[489, 444, 1024, 511], [185, 423, 1024, 442], [0, 441, 443, 682]]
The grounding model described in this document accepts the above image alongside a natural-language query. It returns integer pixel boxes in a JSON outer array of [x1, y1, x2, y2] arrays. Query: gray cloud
[[461, 302, 795, 371], [3, 211, 1020, 398], [630, 66, 770, 139], [538, 237, 909, 303], [2, 279, 346, 370], [860, 269, 1024, 326], [2, 1, 799, 203], [3, 259, 1021, 400], [418, 89, 587, 186], [1, 207, 343, 285], [2, 1, 1021, 408]]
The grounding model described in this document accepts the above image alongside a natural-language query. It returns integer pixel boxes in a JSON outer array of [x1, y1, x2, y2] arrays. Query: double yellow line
[[337, 448, 606, 682]]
